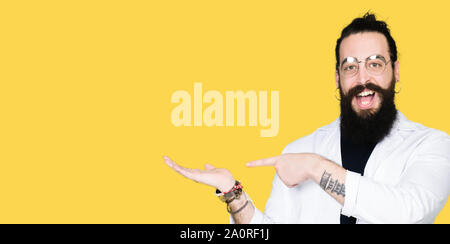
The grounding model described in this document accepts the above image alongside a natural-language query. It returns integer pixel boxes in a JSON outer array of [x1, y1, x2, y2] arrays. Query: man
[[163, 13, 450, 224]]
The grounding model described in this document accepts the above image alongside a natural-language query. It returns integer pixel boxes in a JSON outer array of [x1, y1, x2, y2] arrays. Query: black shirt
[[340, 132, 377, 224]]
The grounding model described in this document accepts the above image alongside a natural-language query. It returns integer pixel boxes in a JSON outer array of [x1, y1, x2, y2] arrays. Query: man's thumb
[[204, 164, 215, 170]]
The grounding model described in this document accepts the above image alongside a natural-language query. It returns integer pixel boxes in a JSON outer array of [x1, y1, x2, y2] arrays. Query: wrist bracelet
[[227, 198, 249, 214], [216, 181, 243, 203], [225, 196, 236, 204], [216, 181, 242, 195]]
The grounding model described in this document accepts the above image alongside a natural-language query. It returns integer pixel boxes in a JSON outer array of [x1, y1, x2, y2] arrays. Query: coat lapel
[[363, 111, 408, 179]]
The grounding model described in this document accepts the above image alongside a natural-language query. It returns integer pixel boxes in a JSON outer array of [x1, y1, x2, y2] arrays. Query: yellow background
[[1, 0, 449, 224]]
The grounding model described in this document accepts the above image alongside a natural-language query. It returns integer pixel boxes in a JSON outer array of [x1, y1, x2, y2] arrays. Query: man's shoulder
[[282, 118, 339, 154], [396, 112, 450, 141]]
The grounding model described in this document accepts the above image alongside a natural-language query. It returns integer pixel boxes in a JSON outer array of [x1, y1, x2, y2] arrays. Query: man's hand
[[246, 153, 346, 205], [163, 156, 236, 192], [246, 153, 323, 188], [163, 156, 255, 223]]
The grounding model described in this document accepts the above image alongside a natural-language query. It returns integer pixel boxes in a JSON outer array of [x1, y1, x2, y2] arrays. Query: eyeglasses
[[340, 54, 391, 78]]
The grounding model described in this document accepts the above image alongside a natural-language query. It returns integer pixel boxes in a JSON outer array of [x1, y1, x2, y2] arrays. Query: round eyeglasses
[[340, 54, 391, 78]]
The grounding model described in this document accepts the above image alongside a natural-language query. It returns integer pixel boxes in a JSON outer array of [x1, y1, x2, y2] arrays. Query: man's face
[[336, 32, 399, 118]]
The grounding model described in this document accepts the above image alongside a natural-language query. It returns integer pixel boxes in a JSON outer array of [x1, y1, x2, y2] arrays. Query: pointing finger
[[246, 155, 282, 167]]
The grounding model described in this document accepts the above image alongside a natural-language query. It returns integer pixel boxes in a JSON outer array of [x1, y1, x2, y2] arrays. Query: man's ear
[[394, 60, 400, 82], [335, 70, 340, 88]]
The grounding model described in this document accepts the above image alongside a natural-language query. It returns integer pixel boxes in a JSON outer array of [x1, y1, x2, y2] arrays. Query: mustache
[[344, 83, 385, 98], [339, 80, 398, 145]]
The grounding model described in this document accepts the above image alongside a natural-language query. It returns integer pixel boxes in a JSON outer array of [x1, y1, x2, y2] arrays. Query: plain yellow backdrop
[[0, 0, 449, 223]]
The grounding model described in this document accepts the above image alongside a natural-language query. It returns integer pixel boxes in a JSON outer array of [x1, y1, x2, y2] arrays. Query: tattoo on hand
[[319, 171, 345, 197]]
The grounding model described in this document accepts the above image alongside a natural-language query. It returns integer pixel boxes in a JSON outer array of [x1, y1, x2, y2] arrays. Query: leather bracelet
[[225, 196, 236, 204], [227, 199, 249, 214]]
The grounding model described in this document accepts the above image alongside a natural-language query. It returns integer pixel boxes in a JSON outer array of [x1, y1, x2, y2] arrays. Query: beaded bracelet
[[216, 181, 243, 203]]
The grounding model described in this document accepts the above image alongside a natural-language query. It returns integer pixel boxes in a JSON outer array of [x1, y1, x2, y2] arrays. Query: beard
[[339, 77, 397, 145]]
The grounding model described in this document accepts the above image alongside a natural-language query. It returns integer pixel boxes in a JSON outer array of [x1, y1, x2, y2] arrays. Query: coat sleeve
[[229, 138, 310, 224], [230, 172, 293, 224], [341, 135, 450, 223]]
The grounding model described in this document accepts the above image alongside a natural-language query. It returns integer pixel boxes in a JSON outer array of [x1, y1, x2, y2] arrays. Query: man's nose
[[356, 63, 371, 85]]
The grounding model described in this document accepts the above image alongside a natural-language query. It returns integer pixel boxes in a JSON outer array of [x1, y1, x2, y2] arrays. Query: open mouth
[[355, 89, 376, 109]]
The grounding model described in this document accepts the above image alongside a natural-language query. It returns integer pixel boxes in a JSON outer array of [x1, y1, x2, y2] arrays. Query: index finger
[[246, 155, 282, 167]]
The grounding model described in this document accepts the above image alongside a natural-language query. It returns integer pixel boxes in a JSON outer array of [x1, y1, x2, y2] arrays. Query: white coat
[[233, 111, 450, 224]]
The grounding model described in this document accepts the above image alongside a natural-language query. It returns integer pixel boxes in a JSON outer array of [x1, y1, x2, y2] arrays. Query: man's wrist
[[308, 155, 329, 182], [218, 178, 236, 193]]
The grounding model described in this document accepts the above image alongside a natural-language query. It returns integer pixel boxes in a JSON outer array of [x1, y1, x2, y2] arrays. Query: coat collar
[[325, 111, 413, 178]]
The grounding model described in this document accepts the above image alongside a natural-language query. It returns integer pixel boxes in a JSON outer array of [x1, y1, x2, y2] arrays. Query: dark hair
[[335, 12, 397, 71]]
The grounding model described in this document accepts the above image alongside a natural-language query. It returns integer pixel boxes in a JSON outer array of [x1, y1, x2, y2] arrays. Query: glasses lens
[[366, 58, 386, 75], [341, 62, 358, 77]]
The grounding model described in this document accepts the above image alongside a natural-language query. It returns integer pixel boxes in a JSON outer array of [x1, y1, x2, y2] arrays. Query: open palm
[[163, 156, 235, 192]]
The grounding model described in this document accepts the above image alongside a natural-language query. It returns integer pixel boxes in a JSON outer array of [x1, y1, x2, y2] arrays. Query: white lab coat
[[232, 111, 450, 224]]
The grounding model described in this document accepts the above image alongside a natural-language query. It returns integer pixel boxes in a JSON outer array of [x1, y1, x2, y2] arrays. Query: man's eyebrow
[[341, 57, 356, 65], [372, 54, 387, 62]]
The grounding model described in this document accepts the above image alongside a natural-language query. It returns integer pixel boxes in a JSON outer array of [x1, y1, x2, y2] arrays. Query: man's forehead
[[339, 32, 390, 61]]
